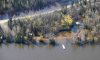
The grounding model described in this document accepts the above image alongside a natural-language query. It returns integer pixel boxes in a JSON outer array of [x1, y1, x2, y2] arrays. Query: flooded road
[[0, 40, 100, 60]]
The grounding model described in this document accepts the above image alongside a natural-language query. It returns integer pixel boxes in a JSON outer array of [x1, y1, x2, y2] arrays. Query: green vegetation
[[0, 0, 100, 46], [0, 0, 62, 15]]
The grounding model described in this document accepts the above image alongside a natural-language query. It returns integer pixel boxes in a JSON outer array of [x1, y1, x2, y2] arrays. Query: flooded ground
[[0, 40, 100, 60]]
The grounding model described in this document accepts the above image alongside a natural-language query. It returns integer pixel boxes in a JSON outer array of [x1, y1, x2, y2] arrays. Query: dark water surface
[[0, 40, 100, 60]]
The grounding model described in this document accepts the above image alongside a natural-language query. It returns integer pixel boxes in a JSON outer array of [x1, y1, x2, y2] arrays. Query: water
[[0, 40, 100, 60]]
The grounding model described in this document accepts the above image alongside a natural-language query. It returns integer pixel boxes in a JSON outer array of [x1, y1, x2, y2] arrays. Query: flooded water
[[0, 40, 100, 60]]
